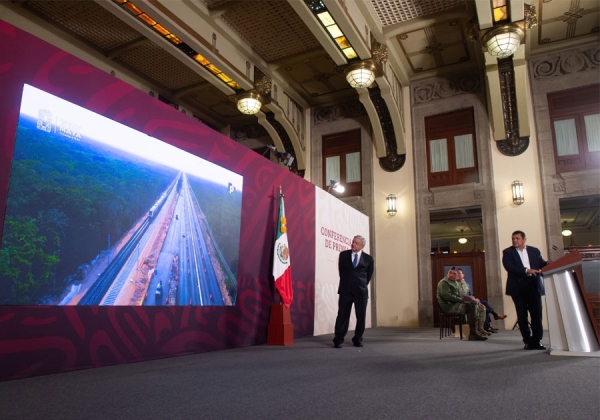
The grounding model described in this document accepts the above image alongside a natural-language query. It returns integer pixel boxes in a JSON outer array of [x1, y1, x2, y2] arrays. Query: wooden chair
[[439, 307, 466, 340]]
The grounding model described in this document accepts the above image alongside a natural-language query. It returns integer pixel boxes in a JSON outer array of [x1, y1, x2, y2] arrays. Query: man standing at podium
[[502, 230, 548, 350], [333, 235, 374, 349]]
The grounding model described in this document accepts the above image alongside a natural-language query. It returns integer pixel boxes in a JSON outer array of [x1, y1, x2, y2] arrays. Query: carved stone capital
[[553, 182, 566, 193], [254, 75, 272, 97], [466, 17, 480, 42], [371, 39, 388, 67], [523, 4, 538, 29]]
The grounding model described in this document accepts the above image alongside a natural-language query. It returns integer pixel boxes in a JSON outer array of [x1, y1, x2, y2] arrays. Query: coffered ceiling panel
[[204, 0, 322, 62], [396, 20, 470, 74], [276, 51, 353, 101], [537, 0, 600, 46], [22, 0, 141, 50], [116, 43, 206, 91], [370, 0, 466, 27]]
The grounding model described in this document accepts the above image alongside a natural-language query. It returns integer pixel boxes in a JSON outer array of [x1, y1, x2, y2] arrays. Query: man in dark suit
[[502, 230, 548, 350], [333, 235, 374, 348]]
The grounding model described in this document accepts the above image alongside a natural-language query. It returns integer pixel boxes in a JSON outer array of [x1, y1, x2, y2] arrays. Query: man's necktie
[[353, 253, 358, 268]]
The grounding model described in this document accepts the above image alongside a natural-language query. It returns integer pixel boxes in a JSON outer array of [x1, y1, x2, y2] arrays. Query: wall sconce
[[327, 180, 345, 193], [458, 230, 468, 244], [511, 180, 524, 205], [386, 194, 396, 216]]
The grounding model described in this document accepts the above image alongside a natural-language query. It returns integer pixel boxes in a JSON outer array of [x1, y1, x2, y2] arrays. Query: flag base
[[267, 304, 294, 346]]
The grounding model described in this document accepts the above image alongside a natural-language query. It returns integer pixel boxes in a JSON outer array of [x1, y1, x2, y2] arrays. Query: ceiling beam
[[286, 0, 348, 66]]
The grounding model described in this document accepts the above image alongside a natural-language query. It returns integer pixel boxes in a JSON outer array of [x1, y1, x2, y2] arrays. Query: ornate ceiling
[[2, 0, 597, 241], [9, 0, 597, 128]]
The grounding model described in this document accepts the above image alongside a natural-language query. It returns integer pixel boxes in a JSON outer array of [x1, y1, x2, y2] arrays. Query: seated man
[[437, 267, 487, 341], [456, 268, 507, 334]]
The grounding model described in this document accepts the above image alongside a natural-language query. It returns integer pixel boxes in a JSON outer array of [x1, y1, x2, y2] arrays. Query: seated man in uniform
[[456, 268, 507, 334], [436, 267, 487, 341]]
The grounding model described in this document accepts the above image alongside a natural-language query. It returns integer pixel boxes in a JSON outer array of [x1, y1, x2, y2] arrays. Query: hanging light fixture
[[511, 180, 524, 205], [481, 24, 524, 58], [458, 230, 468, 244], [562, 222, 572, 237], [386, 194, 397, 216], [236, 91, 263, 115], [344, 60, 377, 89]]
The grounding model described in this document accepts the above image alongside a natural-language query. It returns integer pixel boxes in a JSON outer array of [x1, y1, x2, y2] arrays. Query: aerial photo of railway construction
[[0, 85, 243, 306]]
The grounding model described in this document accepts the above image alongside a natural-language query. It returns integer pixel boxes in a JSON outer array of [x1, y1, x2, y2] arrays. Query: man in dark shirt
[[502, 230, 548, 350]]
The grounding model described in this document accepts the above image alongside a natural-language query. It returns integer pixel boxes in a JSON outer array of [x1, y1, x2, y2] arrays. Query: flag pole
[[276, 185, 282, 306], [268, 184, 294, 345]]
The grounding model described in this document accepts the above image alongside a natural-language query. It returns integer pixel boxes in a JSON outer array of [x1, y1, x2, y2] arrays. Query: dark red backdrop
[[0, 20, 315, 381]]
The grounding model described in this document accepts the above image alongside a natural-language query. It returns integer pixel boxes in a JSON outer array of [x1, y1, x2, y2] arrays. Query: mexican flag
[[273, 191, 293, 308]]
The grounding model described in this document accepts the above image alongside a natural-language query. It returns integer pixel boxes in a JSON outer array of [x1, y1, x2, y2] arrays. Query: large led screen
[[0, 85, 243, 306]]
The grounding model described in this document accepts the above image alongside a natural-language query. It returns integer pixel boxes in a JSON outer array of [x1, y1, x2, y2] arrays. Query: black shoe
[[333, 343, 342, 349], [353, 342, 363, 347], [524, 342, 546, 350]]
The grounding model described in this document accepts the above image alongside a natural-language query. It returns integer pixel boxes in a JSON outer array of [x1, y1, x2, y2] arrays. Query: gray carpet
[[1, 328, 598, 420]]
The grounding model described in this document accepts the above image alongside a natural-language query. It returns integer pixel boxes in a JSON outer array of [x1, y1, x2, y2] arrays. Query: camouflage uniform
[[436, 277, 486, 339], [457, 280, 487, 327]]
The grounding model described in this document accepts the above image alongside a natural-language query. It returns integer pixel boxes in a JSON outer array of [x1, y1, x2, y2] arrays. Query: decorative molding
[[412, 75, 481, 104], [369, 87, 406, 172], [254, 67, 272, 97], [496, 56, 528, 155], [281, 92, 305, 151], [424, 195, 434, 206], [230, 123, 269, 142], [530, 46, 600, 80], [523, 4, 538, 29], [465, 17, 481, 43], [265, 112, 304, 178], [474, 190, 484, 200], [371, 37, 389, 68], [553, 182, 566, 192], [313, 100, 366, 125], [497, 137, 529, 156]]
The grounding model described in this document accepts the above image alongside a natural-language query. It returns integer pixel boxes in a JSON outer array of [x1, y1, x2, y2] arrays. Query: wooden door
[[431, 252, 487, 327]]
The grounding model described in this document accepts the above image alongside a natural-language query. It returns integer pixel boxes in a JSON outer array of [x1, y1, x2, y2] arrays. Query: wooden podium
[[543, 250, 600, 357], [267, 304, 294, 346]]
